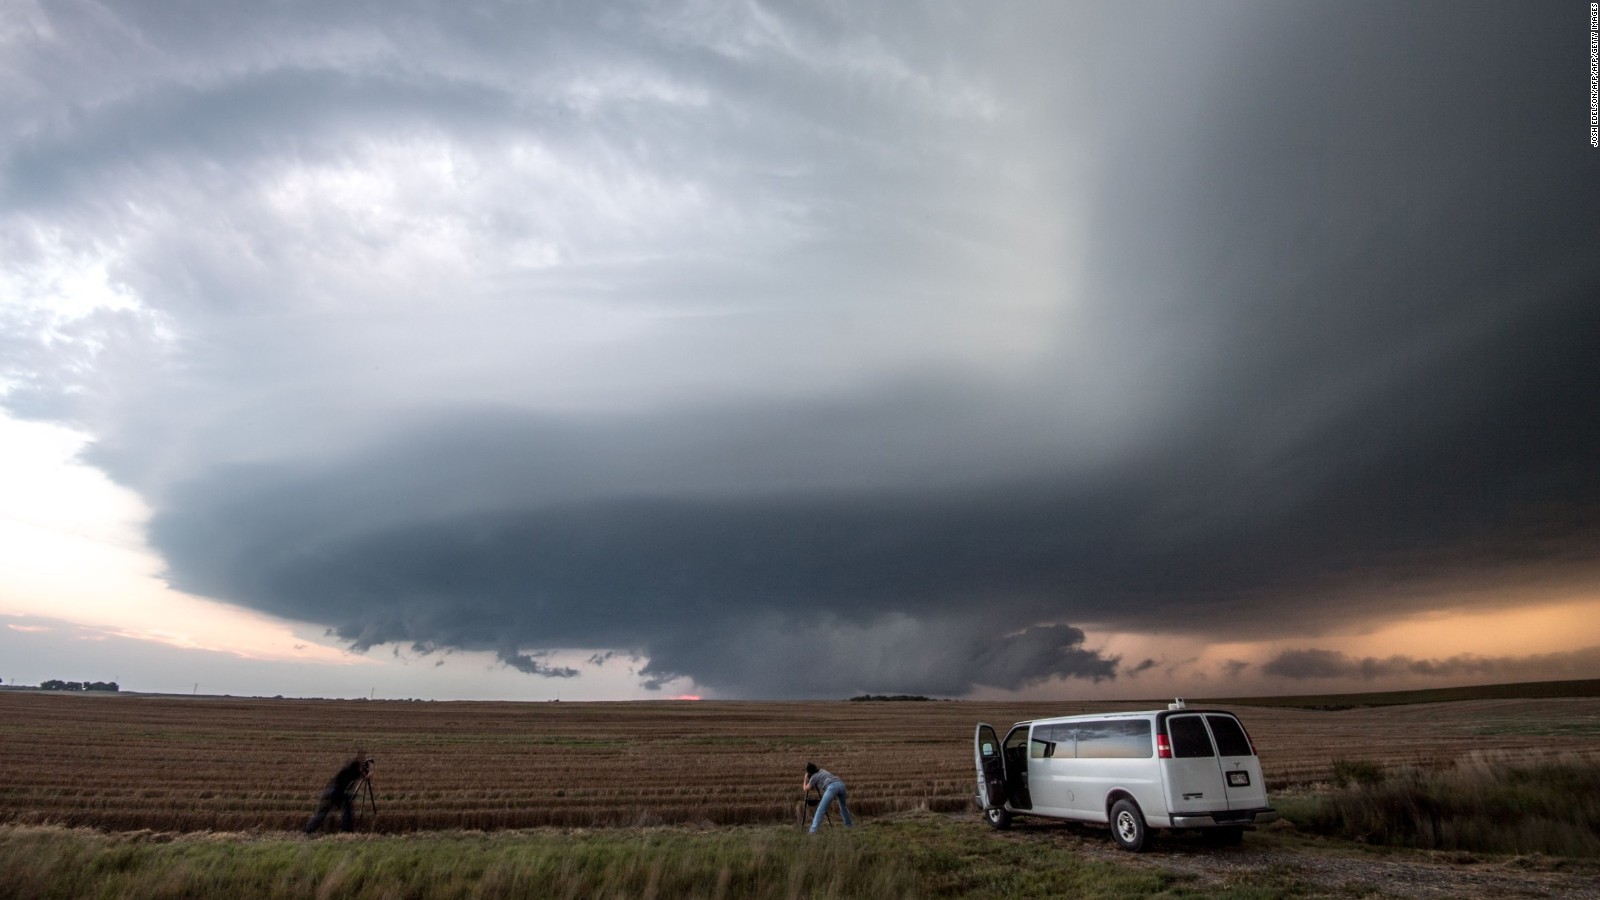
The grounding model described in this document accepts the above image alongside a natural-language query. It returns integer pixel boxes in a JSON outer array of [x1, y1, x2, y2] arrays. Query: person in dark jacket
[[802, 761, 855, 833], [304, 753, 371, 833]]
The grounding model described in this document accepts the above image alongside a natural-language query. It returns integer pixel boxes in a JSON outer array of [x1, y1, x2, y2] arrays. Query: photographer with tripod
[[304, 753, 375, 834], [802, 762, 855, 833]]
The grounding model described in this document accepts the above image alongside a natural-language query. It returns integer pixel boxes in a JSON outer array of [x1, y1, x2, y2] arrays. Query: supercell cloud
[[3, 1, 1597, 696]]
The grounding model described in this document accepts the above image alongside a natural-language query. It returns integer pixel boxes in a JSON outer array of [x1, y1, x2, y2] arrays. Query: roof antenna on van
[[1168, 698, 1186, 710]]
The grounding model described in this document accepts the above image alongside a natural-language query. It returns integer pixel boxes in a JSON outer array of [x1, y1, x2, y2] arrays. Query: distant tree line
[[848, 693, 933, 702], [40, 680, 120, 693]]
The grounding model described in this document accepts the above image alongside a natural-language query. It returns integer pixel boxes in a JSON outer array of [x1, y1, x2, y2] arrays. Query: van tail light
[[1156, 732, 1172, 759]]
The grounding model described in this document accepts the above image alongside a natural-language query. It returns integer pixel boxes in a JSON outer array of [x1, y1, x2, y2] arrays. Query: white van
[[974, 701, 1278, 851]]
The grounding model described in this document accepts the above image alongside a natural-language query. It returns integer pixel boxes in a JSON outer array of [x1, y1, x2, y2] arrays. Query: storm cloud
[[3, 1, 1597, 696], [1263, 646, 1600, 682]]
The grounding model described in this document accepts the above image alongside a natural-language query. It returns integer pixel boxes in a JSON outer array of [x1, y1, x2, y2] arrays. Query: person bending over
[[803, 762, 855, 833], [305, 753, 371, 834]]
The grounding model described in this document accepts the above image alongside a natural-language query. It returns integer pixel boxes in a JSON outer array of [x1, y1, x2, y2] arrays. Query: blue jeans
[[810, 782, 854, 832]]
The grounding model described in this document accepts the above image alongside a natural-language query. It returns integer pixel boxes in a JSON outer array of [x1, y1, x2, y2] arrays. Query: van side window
[[1167, 715, 1215, 758], [1030, 723, 1070, 759], [1053, 724, 1076, 758], [1076, 719, 1152, 759], [1205, 714, 1254, 757], [1029, 728, 1051, 759]]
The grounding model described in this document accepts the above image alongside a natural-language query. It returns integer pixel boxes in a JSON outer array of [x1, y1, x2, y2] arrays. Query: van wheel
[[984, 807, 1012, 830], [1109, 799, 1149, 852]]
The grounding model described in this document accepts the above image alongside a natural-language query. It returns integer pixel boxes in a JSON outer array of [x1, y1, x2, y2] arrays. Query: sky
[[2, 0, 1598, 701]]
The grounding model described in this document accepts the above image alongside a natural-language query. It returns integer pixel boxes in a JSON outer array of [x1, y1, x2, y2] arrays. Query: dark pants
[[305, 787, 354, 833]]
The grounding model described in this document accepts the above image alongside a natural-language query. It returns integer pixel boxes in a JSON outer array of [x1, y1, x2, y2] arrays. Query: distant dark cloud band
[[1263, 646, 1600, 682]]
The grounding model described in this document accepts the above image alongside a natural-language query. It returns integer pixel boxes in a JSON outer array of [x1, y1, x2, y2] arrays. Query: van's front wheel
[[1109, 799, 1149, 852], [984, 807, 1012, 830]]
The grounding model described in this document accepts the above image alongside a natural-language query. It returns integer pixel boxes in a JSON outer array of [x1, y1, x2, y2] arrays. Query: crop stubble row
[[2, 692, 1596, 833]]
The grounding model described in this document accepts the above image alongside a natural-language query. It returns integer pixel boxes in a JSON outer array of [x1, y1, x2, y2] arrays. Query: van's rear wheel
[[1109, 799, 1149, 852], [984, 807, 1012, 830]]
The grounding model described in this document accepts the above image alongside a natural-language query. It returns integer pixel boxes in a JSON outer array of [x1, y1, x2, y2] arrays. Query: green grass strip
[[0, 813, 1307, 899]]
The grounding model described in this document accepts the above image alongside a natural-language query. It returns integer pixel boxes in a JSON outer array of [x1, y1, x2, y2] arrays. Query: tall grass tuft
[[1295, 752, 1600, 857], [1329, 758, 1385, 788]]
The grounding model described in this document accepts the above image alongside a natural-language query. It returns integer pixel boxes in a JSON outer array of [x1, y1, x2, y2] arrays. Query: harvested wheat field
[[3, 690, 1598, 834]]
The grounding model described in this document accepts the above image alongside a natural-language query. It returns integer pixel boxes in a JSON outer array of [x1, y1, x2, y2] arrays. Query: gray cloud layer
[[4, 2, 1597, 696], [1263, 646, 1600, 683]]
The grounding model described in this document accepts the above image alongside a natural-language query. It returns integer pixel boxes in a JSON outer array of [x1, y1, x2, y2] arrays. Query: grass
[[1329, 759, 1385, 788], [0, 813, 1311, 899], [1285, 752, 1600, 858]]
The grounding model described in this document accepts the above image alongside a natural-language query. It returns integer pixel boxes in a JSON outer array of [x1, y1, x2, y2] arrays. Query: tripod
[[346, 773, 377, 829], [797, 785, 834, 830]]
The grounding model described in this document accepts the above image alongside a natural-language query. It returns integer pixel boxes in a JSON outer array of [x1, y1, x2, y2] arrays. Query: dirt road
[[982, 816, 1600, 899]]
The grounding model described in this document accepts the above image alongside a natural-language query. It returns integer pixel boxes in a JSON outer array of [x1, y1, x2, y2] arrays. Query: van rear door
[[1204, 713, 1268, 810], [1160, 714, 1228, 816], [974, 723, 1008, 809]]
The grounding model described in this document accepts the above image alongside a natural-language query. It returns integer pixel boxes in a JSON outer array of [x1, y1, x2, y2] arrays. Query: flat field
[[4, 689, 1600, 834]]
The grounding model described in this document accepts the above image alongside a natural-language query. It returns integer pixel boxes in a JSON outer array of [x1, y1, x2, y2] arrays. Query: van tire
[[1109, 799, 1149, 852], [984, 807, 1012, 830]]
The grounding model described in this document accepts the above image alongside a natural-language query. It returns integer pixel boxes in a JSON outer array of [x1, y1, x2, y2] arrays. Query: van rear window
[[1205, 715, 1254, 757], [1167, 715, 1215, 758]]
